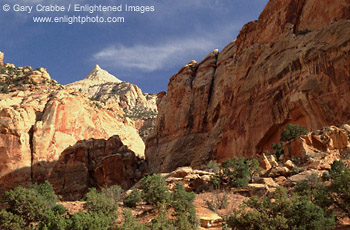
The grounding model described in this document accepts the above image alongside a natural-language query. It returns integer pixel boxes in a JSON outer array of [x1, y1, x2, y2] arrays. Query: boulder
[[260, 153, 272, 170], [288, 170, 325, 184], [259, 178, 279, 188], [199, 213, 222, 228], [267, 167, 290, 178], [274, 176, 288, 185], [284, 160, 295, 169], [248, 184, 269, 197], [48, 135, 146, 200]]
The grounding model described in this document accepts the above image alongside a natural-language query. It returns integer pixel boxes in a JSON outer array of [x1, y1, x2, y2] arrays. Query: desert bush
[[101, 185, 123, 203], [84, 187, 119, 214], [69, 211, 116, 230], [328, 160, 350, 215], [1, 84, 9, 94], [140, 174, 169, 206], [124, 189, 142, 208], [205, 191, 229, 212], [51, 204, 67, 215], [221, 158, 250, 188], [171, 183, 197, 229], [120, 209, 149, 230], [207, 160, 220, 173], [210, 157, 261, 189], [280, 124, 308, 142], [0, 209, 26, 230], [151, 202, 175, 230], [246, 158, 262, 181], [272, 143, 284, 161], [294, 173, 324, 197], [36, 210, 70, 230], [3, 185, 51, 223], [226, 187, 335, 230], [31, 180, 58, 207]]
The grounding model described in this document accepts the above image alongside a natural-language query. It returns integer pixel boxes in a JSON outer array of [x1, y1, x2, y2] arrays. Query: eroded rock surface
[[67, 65, 157, 141], [146, 0, 350, 172], [48, 135, 147, 200], [0, 58, 145, 194]]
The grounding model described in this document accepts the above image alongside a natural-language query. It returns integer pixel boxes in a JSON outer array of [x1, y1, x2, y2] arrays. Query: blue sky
[[0, 0, 268, 93]]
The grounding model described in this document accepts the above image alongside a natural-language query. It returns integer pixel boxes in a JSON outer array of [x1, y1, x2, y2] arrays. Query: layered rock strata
[[146, 0, 350, 172]]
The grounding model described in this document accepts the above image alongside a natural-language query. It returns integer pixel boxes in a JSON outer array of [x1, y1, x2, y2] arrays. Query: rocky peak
[[67, 66, 157, 141], [84, 64, 122, 83]]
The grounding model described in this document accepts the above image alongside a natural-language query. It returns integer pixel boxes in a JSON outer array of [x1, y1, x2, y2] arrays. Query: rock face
[[146, 0, 350, 173], [0, 62, 145, 194], [48, 135, 147, 200], [0, 52, 4, 66], [67, 65, 157, 141]]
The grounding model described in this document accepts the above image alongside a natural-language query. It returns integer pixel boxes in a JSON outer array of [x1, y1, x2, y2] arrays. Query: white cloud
[[93, 37, 217, 72]]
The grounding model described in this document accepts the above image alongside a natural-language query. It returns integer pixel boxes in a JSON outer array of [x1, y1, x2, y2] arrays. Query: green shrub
[[207, 160, 220, 173], [84, 187, 118, 214], [36, 210, 70, 230], [329, 160, 345, 178], [272, 143, 284, 161], [210, 157, 261, 189], [246, 158, 262, 181], [101, 185, 123, 203], [51, 204, 67, 215], [140, 174, 169, 206], [280, 124, 308, 142], [0, 209, 26, 230], [226, 187, 335, 230], [205, 192, 229, 212], [120, 209, 149, 230], [294, 173, 324, 197], [328, 160, 350, 215], [31, 180, 58, 207], [70, 211, 116, 230], [124, 189, 142, 208], [221, 158, 250, 188], [3, 186, 50, 223], [151, 203, 175, 230], [1, 84, 9, 94], [171, 183, 197, 229]]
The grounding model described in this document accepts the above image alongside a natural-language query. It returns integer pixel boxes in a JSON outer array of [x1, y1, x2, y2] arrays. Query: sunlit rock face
[[145, 0, 350, 173], [67, 65, 157, 141], [0, 60, 145, 194]]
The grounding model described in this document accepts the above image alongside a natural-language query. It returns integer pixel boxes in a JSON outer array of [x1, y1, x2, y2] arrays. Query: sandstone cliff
[[48, 135, 147, 200], [146, 0, 350, 173], [0, 56, 145, 194], [67, 65, 157, 141]]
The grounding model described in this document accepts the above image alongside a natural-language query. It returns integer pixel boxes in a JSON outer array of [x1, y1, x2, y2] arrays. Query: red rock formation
[[0, 81, 145, 194], [48, 135, 147, 200], [146, 0, 350, 173]]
